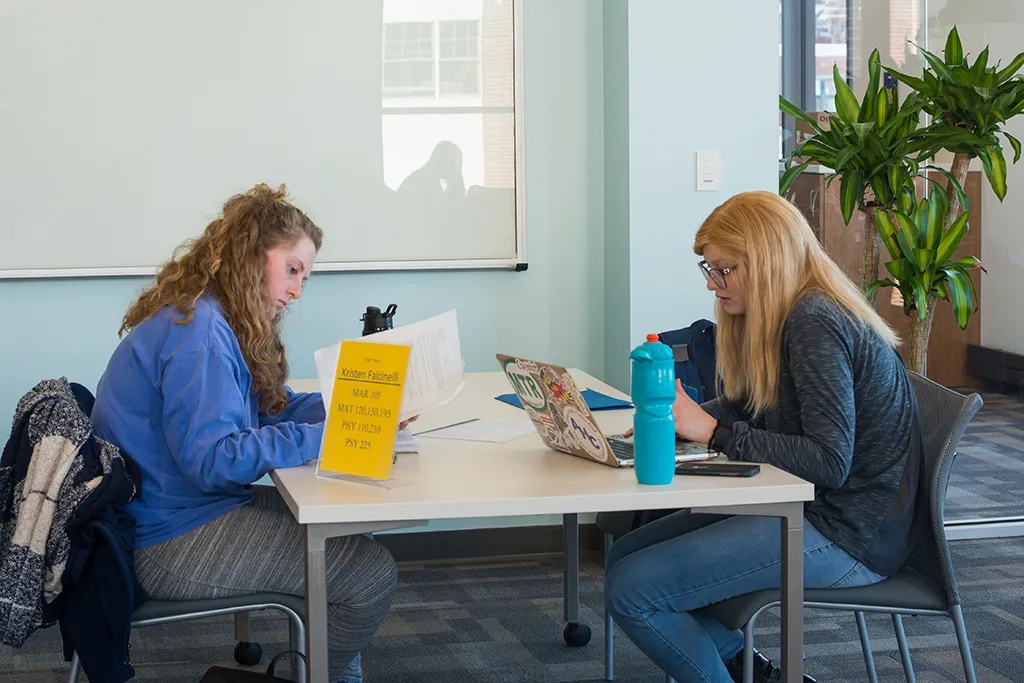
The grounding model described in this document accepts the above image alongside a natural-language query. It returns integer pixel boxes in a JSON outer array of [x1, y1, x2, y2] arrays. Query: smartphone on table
[[675, 461, 760, 478]]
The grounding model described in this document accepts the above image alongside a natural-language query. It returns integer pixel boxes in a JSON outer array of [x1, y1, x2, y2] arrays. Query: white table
[[278, 370, 813, 683]]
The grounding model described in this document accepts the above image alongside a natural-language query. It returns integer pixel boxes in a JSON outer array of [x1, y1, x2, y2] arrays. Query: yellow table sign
[[319, 340, 410, 482]]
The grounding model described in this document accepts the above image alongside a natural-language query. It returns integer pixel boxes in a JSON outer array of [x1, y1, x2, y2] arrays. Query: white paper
[[418, 419, 536, 444], [314, 309, 465, 421]]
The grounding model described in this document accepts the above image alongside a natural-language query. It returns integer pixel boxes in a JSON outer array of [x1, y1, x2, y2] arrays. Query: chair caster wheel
[[564, 622, 591, 646], [234, 641, 263, 666]]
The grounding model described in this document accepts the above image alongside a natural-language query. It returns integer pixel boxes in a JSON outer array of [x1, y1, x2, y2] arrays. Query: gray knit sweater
[[707, 290, 921, 576]]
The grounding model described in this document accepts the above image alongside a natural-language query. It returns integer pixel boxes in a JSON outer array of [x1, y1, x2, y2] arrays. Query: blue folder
[[496, 388, 634, 411]]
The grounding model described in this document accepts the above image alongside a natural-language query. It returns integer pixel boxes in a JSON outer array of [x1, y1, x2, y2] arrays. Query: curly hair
[[121, 183, 324, 415]]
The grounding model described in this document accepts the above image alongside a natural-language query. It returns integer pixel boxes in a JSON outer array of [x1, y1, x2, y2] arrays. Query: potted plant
[[867, 186, 983, 375], [780, 50, 948, 302], [885, 26, 1024, 231]]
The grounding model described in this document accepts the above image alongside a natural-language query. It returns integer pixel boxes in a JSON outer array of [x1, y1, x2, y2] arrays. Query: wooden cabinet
[[786, 169, 983, 388]]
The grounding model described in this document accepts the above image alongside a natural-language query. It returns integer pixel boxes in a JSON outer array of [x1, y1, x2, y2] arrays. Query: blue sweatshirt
[[91, 294, 325, 548]]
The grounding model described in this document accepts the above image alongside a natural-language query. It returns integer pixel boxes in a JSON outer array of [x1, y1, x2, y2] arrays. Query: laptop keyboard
[[607, 435, 713, 465], [608, 438, 635, 463]]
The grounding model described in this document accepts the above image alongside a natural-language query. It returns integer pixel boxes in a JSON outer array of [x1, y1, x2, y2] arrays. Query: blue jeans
[[604, 511, 884, 683]]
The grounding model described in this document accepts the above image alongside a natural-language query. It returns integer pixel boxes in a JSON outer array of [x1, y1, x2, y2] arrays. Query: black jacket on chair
[[0, 378, 145, 683]]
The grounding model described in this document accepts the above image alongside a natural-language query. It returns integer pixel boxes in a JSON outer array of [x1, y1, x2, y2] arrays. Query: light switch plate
[[696, 150, 720, 191]]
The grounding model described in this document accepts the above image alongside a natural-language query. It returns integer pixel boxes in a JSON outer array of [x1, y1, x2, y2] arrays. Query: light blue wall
[[620, 0, 782, 361], [0, 0, 783, 534], [602, 0, 631, 393], [0, 0, 607, 430]]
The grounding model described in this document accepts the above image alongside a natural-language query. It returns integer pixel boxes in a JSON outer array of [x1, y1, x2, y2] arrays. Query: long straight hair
[[693, 191, 898, 416]]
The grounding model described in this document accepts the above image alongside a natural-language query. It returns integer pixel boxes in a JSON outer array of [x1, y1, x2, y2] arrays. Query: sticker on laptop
[[502, 359, 548, 411], [564, 405, 610, 462]]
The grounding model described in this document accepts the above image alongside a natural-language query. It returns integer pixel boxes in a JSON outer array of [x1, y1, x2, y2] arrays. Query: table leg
[[305, 526, 329, 683], [693, 502, 805, 683], [562, 513, 591, 646], [780, 504, 804, 683], [563, 513, 579, 624], [300, 520, 426, 683]]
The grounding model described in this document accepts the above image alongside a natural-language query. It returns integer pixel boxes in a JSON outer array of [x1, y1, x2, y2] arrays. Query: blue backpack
[[657, 319, 718, 404]]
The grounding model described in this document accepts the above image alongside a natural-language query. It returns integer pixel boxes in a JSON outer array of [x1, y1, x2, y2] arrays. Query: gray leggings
[[135, 486, 397, 682]]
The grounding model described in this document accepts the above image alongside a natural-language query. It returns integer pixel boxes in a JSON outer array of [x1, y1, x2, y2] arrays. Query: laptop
[[496, 353, 715, 468]]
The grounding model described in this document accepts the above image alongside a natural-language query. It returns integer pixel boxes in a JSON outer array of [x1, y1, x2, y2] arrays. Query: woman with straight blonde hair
[[605, 191, 923, 683]]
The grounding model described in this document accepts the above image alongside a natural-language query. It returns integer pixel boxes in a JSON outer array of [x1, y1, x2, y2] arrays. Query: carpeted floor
[[946, 390, 1024, 521], [3, 536, 1023, 683], [3, 388, 1023, 683]]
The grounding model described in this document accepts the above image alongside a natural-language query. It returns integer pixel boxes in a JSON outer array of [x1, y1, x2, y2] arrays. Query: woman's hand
[[623, 380, 717, 444], [398, 415, 419, 431], [671, 380, 717, 443]]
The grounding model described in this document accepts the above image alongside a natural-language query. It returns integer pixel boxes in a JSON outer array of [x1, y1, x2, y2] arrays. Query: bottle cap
[[646, 333, 659, 343]]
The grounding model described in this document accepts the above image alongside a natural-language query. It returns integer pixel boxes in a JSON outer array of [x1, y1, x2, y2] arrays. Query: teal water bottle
[[630, 334, 676, 485]]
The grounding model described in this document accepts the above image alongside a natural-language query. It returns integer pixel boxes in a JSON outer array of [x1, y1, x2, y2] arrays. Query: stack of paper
[[314, 309, 465, 421]]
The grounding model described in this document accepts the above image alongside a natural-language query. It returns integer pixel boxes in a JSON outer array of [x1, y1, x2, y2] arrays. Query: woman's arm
[[700, 396, 754, 424], [161, 346, 323, 490], [260, 387, 326, 426], [714, 309, 856, 489]]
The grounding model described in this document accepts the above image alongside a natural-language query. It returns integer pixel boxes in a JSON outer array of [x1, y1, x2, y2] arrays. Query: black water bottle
[[361, 304, 397, 336]]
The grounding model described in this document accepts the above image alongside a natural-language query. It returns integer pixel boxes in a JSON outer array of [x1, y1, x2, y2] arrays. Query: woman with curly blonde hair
[[91, 184, 396, 683], [605, 191, 923, 683]]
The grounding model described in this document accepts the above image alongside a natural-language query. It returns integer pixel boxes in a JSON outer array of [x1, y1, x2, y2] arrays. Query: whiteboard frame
[[0, 0, 526, 280]]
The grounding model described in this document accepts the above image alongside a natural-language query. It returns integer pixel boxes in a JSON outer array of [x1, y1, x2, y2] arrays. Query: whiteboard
[[0, 0, 524, 277]]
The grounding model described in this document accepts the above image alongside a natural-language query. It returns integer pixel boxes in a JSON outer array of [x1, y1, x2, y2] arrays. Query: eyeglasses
[[698, 260, 739, 289]]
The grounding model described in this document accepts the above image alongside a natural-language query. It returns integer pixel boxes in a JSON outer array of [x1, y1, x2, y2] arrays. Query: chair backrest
[[905, 372, 983, 608], [657, 319, 718, 403]]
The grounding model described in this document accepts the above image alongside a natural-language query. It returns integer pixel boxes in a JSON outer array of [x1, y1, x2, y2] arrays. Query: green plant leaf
[[870, 175, 890, 206], [876, 88, 890, 126], [850, 121, 876, 140], [921, 189, 944, 249], [936, 211, 969, 264], [897, 185, 917, 214], [920, 45, 956, 82], [950, 66, 975, 86], [860, 50, 882, 123], [894, 213, 919, 256], [795, 139, 839, 160], [876, 209, 903, 260], [885, 67, 933, 95], [911, 248, 933, 272], [977, 144, 1008, 200], [931, 179, 951, 217], [950, 255, 982, 270], [1001, 130, 1023, 163], [780, 96, 825, 133], [973, 85, 998, 100], [865, 278, 900, 303], [973, 46, 990, 77], [885, 258, 915, 282], [943, 271, 972, 329], [960, 264, 981, 311], [996, 52, 1024, 84], [833, 64, 861, 125], [944, 27, 964, 65], [923, 164, 971, 216], [833, 144, 862, 172], [779, 160, 812, 196], [911, 279, 931, 320], [839, 169, 862, 224], [864, 134, 889, 161], [887, 165, 903, 201]]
